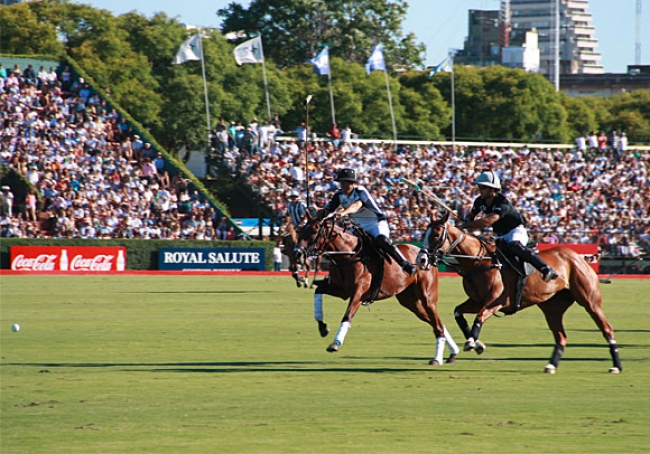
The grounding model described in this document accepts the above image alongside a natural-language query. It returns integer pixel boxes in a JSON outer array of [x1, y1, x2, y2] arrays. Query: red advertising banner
[[10, 246, 127, 273], [537, 243, 599, 273]]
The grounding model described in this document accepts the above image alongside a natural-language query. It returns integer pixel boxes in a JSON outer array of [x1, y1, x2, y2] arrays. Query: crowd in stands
[[216, 122, 649, 258], [0, 63, 236, 241], [1, 62, 648, 258]]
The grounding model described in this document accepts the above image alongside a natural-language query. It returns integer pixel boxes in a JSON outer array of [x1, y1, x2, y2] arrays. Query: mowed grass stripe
[[1, 275, 649, 453]]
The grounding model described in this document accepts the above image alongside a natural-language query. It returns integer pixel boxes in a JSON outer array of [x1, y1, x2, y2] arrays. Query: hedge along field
[[1, 275, 649, 454]]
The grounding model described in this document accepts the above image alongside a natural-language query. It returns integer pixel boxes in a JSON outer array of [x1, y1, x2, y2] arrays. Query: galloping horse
[[297, 216, 458, 365], [419, 212, 622, 373], [280, 224, 320, 288]]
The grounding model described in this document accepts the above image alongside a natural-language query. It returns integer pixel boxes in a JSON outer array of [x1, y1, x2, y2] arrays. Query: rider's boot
[[503, 241, 559, 284], [374, 235, 417, 276]]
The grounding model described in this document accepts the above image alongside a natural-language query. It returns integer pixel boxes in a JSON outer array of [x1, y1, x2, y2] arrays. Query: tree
[[217, 0, 424, 69], [0, 2, 63, 55], [431, 66, 570, 141]]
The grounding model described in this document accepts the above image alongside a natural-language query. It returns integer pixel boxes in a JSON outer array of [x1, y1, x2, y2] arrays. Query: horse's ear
[[441, 211, 450, 223]]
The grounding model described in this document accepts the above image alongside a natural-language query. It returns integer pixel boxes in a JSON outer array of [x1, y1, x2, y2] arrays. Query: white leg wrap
[[314, 293, 324, 321], [443, 325, 460, 355], [334, 321, 351, 346], [435, 337, 446, 364]]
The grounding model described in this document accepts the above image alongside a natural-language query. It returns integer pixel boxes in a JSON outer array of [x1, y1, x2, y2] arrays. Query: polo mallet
[[599, 255, 644, 284], [401, 177, 462, 220]]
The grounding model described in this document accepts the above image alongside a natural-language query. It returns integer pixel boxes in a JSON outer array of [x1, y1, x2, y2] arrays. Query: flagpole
[[304, 95, 313, 210], [383, 71, 397, 150], [450, 51, 455, 151], [327, 71, 336, 125], [258, 38, 272, 119], [198, 30, 212, 151]]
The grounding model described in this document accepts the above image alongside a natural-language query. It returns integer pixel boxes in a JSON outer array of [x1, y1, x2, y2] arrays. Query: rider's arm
[[338, 200, 363, 217], [461, 213, 499, 231]]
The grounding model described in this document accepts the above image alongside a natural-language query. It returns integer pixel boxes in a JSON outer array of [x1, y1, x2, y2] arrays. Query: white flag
[[429, 56, 452, 77], [365, 43, 386, 76], [172, 34, 202, 65], [233, 36, 264, 65]]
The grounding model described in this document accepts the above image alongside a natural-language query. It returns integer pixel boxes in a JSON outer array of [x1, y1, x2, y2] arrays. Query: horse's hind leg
[[575, 292, 622, 373], [538, 293, 574, 374]]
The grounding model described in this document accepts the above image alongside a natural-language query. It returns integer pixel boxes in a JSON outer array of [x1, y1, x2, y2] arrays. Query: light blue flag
[[365, 43, 386, 75], [429, 55, 452, 78], [308, 46, 330, 76]]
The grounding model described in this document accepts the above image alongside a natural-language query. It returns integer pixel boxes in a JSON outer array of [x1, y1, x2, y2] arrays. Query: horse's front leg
[[464, 297, 506, 355], [327, 292, 364, 353]]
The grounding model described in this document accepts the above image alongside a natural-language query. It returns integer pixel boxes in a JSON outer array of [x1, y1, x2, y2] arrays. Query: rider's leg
[[501, 240, 559, 283], [374, 235, 417, 276]]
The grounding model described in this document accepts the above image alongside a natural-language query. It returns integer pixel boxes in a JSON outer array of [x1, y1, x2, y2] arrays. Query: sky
[[71, 0, 648, 73]]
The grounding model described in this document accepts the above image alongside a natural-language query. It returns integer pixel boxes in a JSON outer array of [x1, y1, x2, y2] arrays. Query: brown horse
[[419, 212, 622, 373], [297, 216, 458, 365], [280, 224, 320, 288]]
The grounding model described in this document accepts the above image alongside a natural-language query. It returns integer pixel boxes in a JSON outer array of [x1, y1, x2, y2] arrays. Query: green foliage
[[0, 2, 63, 56], [1, 0, 648, 148], [2, 276, 649, 453], [217, 0, 424, 69]]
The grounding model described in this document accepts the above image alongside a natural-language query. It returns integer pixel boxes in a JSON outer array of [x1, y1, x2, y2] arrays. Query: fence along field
[[1, 275, 649, 453]]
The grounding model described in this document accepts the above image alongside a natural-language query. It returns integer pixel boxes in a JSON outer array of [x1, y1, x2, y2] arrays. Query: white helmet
[[473, 171, 501, 189], [288, 190, 300, 198]]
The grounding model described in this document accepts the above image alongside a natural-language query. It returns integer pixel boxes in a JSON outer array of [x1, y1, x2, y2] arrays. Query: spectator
[[273, 241, 283, 272]]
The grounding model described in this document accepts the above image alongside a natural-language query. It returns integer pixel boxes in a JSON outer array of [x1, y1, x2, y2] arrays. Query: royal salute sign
[[159, 247, 265, 271]]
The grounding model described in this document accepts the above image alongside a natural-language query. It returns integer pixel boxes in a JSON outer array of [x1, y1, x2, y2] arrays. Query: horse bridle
[[424, 222, 491, 268], [305, 217, 359, 264]]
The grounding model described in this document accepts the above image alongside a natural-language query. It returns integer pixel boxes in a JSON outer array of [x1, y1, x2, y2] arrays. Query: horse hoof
[[326, 342, 340, 352], [608, 367, 621, 374], [428, 359, 441, 366], [317, 321, 329, 338], [544, 364, 556, 374], [463, 339, 475, 352], [446, 354, 457, 364], [474, 341, 486, 355]]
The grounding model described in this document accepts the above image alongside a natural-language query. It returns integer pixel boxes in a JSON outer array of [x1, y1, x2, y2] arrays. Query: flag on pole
[[172, 34, 202, 65], [365, 43, 386, 75], [233, 36, 264, 65], [429, 55, 453, 77], [308, 46, 330, 76]]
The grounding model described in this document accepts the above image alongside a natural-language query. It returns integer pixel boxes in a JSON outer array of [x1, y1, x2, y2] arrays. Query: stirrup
[[402, 263, 417, 276], [541, 267, 559, 283]]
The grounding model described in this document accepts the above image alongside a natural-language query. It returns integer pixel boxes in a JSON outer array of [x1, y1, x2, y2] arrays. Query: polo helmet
[[473, 171, 501, 190]]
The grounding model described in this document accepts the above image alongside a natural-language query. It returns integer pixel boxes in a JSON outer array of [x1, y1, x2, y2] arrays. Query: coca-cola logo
[[12, 254, 58, 271], [70, 254, 115, 271]]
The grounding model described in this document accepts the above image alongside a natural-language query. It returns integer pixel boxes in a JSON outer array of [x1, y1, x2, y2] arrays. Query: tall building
[[509, 0, 604, 75], [455, 10, 501, 67]]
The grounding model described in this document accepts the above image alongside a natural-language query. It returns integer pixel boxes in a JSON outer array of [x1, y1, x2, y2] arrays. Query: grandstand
[[1, 57, 648, 269]]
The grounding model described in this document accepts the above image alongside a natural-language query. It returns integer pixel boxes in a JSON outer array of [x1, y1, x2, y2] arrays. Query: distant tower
[[509, 0, 604, 76], [637, 0, 643, 65], [499, 0, 511, 50]]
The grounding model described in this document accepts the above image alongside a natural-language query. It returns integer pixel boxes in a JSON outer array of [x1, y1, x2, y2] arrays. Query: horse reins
[[428, 223, 493, 271]]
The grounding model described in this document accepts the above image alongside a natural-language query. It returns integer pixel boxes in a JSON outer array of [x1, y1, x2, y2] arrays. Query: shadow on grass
[[3, 355, 628, 374]]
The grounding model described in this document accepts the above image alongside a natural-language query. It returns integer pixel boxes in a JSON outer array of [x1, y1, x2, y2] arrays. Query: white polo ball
[[11, 324, 20, 332]]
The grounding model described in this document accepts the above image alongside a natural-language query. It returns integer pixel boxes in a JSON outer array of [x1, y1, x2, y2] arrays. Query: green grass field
[[1, 275, 649, 453]]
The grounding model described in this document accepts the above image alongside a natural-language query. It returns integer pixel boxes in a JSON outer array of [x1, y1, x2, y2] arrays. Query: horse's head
[[417, 212, 450, 270], [297, 215, 357, 258]]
